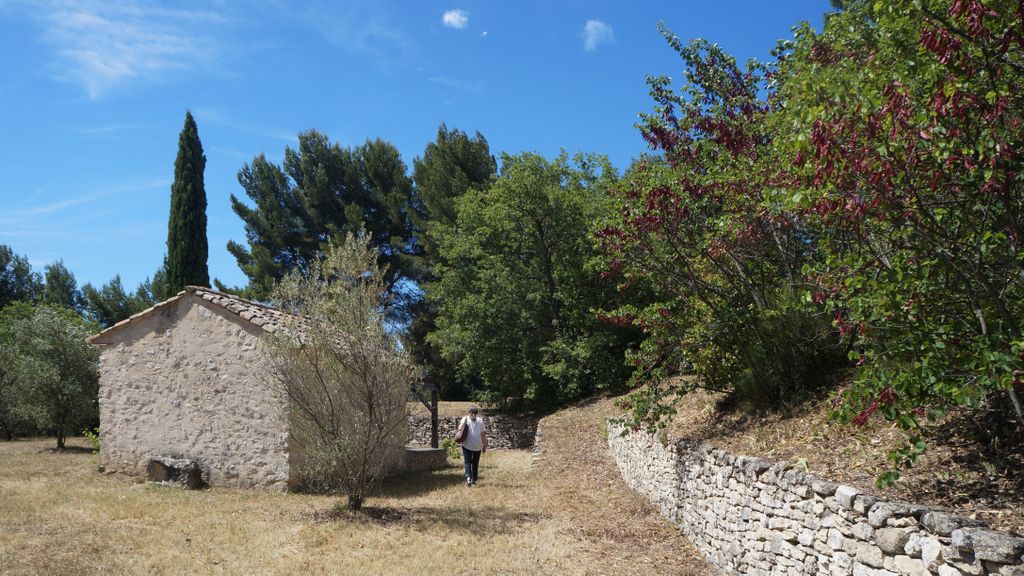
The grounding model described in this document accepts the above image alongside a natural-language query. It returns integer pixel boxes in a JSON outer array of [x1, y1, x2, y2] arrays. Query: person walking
[[457, 405, 487, 486]]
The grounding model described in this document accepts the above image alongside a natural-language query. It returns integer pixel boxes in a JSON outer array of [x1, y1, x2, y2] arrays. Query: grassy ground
[[0, 399, 710, 575], [407, 401, 479, 418]]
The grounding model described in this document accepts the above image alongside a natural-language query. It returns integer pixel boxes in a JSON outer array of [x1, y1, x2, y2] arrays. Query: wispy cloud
[[429, 75, 484, 94], [581, 19, 614, 52], [70, 123, 152, 136], [290, 2, 415, 67], [0, 180, 168, 225], [442, 9, 468, 29], [33, 1, 229, 98], [193, 107, 296, 144]]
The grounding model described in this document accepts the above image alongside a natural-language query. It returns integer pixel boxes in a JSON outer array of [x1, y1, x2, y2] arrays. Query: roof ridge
[[89, 286, 295, 344]]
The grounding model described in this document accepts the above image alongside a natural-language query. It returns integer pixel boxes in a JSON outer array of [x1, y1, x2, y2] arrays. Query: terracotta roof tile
[[88, 286, 298, 343]]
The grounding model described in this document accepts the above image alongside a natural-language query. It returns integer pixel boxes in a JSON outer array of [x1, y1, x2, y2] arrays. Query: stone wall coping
[[606, 418, 1024, 575]]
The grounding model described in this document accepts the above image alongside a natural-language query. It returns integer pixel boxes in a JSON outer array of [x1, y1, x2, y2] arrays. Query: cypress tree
[[166, 111, 210, 292]]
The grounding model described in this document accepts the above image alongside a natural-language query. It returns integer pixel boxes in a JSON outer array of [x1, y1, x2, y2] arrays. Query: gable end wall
[[97, 294, 290, 487]]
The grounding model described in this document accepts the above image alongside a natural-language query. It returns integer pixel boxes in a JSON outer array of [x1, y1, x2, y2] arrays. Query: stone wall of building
[[94, 295, 291, 488], [607, 421, 1024, 576], [408, 414, 538, 449]]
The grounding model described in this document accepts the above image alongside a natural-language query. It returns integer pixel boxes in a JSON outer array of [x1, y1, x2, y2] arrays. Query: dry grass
[[0, 398, 710, 576], [407, 401, 480, 418]]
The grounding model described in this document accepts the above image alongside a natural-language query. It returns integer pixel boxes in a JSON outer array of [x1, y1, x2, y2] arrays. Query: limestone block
[[889, 555, 925, 575], [936, 565, 963, 576], [868, 502, 929, 528], [829, 528, 848, 551], [921, 512, 987, 537], [948, 558, 983, 576], [854, 495, 878, 515], [951, 528, 1024, 564], [855, 543, 885, 568], [903, 532, 922, 558], [874, 528, 910, 555], [852, 522, 875, 541], [919, 536, 944, 569], [836, 485, 860, 509], [811, 478, 840, 497]]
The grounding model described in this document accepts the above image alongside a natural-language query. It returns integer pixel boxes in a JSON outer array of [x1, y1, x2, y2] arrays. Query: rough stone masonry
[[607, 420, 1024, 576]]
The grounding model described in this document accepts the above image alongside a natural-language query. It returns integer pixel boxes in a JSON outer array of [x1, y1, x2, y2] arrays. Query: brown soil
[[659, 383, 1024, 537]]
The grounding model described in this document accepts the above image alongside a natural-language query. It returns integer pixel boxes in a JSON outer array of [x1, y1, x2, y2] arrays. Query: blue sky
[[0, 1, 828, 291]]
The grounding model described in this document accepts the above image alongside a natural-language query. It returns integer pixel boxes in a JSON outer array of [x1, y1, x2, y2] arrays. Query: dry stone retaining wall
[[607, 421, 1024, 576], [408, 414, 538, 449]]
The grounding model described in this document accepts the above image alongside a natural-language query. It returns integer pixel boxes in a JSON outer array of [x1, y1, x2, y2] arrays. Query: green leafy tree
[[778, 0, 1024, 480], [165, 111, 210, 292], [410, 124, 497, 270], [0, 303, 34, 440], [264, 231, 412, 512], [227, 131, 414, 303], [599, 30, 845, 431], [8, 305, 99, 450], [0, 245, 41, 307], [433, 152, 634, 409], [405, 124, 497, 398], [81, 276, 151, 328], [42, 260, 81, 312]]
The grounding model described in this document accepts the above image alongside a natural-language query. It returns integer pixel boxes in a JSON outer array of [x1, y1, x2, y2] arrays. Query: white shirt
[[460, 415, 486, 452]]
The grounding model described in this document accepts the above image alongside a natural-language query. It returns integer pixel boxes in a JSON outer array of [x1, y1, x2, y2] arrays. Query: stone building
[[89, 286, 298, 489]]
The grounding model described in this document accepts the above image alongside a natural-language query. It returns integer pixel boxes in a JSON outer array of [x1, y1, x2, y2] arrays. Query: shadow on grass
[[38, 446, 95, 454], [308, 503, 547, 535], [375, 465, 466, 499]]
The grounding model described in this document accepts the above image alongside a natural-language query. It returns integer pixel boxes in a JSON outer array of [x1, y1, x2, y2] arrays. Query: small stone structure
[[398, 447, 448, 473], [607, 420, 1024, 576], [90, 286, 442, 490], [408, 414, 538, 449], [146, 456, 205, 489]]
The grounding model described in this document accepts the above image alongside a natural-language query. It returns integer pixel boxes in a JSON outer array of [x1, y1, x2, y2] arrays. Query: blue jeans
[[462, 447, 481, 482]]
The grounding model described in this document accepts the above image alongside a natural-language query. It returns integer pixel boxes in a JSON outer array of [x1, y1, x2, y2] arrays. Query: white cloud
[[34, 1, 227, 99], [481, 30, 488, 38], [429, 75, 483, 94], [442, 9, 468, 29], [290, 2, 415, 67], [581, 19, 614, 52]]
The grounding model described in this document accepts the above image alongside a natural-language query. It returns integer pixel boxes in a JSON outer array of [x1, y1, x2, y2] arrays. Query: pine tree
[[166, 111, 210, 292]]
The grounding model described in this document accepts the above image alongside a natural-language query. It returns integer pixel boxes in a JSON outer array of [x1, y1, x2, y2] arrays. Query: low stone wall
[[396, 447, 447, 474], [607, 421, 1024, 576], [408, 414, 538, 449]]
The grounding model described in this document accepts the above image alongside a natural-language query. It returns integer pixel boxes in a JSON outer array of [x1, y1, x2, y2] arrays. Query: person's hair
[[468, 405, 479, 414]]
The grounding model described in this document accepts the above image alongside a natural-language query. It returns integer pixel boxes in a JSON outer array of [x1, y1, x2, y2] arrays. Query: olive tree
[[7, 305, 99, 449], [264, 231, 412, 511]]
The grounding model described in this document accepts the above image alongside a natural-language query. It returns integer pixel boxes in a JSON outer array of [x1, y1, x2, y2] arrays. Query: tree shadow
[[308, 503, 547, 535], [375, 466, 466, 498], [38, 446, 95, 454]]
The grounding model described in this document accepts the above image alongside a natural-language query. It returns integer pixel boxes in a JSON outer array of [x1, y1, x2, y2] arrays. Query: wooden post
[[430, 387, 439, 449]]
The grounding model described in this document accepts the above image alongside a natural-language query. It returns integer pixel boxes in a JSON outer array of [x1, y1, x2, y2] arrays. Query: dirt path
[[530, 396, 712, 575]]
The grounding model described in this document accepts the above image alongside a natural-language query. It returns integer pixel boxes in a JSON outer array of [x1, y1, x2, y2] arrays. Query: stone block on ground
[[146, 456, 204, 489]]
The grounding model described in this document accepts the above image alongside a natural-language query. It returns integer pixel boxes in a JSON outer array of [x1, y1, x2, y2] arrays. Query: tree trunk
[[348, 493, 364, 512], [56, 427, 65, 451]]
